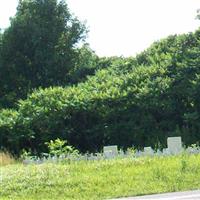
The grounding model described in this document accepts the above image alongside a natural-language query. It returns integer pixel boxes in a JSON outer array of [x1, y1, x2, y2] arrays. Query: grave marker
[[167, 137, 182, 155], [103, 145, 118, 159], [143, 147, 154, 156], [162, 148, 170, 156]]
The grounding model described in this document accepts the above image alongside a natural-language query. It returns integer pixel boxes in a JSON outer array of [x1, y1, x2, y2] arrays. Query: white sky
[[0, 0, 200, 57]]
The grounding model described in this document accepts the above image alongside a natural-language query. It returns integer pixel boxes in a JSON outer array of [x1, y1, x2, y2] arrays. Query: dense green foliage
[[68, 44, 100, 84], [1, 155, 200, 199], [1, 27, 200, 154], [0, 0, 88, 108], [45, 138, 79, 156]]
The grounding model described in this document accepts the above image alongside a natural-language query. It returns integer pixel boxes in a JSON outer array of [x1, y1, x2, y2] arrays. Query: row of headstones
[[23, 137, 200, 164], [103, 137, 200, 159]]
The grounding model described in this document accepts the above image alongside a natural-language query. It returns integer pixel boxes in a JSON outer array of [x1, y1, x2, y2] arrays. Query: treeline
[[1, 0, 200, 154]]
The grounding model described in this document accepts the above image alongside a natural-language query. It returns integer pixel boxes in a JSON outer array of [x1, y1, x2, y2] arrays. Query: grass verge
[[0, 154, 200, 200], [0, 152, 16, 166]]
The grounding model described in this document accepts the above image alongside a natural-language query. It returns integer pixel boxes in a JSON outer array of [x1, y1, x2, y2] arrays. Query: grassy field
[[0, 154, 200, 200]]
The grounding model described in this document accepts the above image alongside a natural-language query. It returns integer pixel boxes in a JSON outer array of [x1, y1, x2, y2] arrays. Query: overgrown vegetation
[[0, 2, 200, 199], [1, 29, 200, 154], [0, 154, 200, 200]]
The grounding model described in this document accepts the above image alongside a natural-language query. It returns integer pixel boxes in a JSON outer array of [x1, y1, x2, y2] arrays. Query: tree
[[69, 44, 99, 83], [0, 30, 4, 109], [0, 0, 87, 108], [196, 9, 200, 20]]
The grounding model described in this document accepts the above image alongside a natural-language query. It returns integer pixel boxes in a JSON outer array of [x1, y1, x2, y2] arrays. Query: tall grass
[[0, 154, 200, 200], [0, 151, 15, 166]]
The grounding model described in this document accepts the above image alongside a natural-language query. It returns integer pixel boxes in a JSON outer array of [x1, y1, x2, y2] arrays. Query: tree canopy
[[1, 28, 200, 154], [0, 0, 87, 108]]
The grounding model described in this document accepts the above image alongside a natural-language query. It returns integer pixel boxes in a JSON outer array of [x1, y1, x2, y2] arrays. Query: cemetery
[[1, 0, 200, 199], [1, 143, 200, 200], [22, 136, 200, 165]]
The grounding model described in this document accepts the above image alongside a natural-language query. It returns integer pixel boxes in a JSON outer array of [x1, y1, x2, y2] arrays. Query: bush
[[45, 139, 79, 157], [1, 29, 200, 154]]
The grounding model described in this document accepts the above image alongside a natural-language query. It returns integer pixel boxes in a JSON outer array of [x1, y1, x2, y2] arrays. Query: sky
[[0, 0, 200, 57]]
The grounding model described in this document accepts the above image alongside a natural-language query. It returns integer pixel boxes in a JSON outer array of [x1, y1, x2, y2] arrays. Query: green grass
[[0, 154, 200, 200]]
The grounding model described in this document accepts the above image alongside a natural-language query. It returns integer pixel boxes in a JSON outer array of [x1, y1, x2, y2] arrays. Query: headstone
[[167, 137, 183, 155], [23, 159, 32, 165], [162, 148, 170, 156], [87, 154, 93, 161], [41, 157, 47, 163], [59, 154, 65, 160], [134, 150, 142, 157], [95, 153, 102, 160], [82, 154, 88, 161], [103, 145, 118, 159], [143, 147, 154, 156], [36, 158, 43, 164], [119, 150, 125, 157], [155, 149, 162, 156], [186, 147, 195, 154], [51, 156, 58, 163], [186, 146, 200, 154]]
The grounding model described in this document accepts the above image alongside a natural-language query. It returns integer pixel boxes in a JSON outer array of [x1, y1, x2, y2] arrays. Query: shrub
[[45, 139, 79, 157]]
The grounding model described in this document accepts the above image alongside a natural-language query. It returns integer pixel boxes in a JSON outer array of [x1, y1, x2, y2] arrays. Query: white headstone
[[162, 148, 170, 156], [186, 147, 194, 154], [143, 147, 154, 156], [103, 145, 118, 159], [116, 149, 124, 158], [95, 153, 102, 160], [167, 137, 182, 155], [186, 146, 200, 154], [155, 149, 162, 156], [23, 159, 31, 165], [87, 154, 94, 160], [134, 150, 142, 157]]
